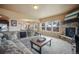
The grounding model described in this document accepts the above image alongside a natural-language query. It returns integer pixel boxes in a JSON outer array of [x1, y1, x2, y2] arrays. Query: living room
[[0, 4, 79, 54]]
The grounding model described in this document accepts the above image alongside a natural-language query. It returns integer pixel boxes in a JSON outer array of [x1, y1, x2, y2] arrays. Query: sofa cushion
[[0, 33, 4, 37]]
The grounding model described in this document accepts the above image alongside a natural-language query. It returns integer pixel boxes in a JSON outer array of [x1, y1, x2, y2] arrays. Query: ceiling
[[0, 4, 79, 20]]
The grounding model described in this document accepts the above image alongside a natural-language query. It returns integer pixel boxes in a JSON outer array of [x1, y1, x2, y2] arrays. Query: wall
[[0, 7, 78, 38], [38, 9, 79, 38], [37, 14, 66, 38], [0, 8, 32, 31]]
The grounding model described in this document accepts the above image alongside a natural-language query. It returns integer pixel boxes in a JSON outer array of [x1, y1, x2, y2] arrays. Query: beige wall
[[0, 8, 78, 38], [37, 14, 66, 38], [37, 11, 78, 38], [0, 8, 36, 31], [0, 8, 29, 19]]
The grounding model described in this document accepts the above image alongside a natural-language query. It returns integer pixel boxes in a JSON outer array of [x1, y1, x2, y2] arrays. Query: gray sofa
[[0, 32, 32, 54]]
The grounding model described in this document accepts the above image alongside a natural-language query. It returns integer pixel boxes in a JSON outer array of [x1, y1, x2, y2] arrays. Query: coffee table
[[30, 38, 51, 54]]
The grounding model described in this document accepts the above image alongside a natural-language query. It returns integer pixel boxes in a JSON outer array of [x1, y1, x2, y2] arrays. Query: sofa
[[0, 31, 32, 54]]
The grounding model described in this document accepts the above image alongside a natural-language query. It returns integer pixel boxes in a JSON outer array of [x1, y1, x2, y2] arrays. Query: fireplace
[[65, 27, 76, 38], [20, 32, 27, 38]]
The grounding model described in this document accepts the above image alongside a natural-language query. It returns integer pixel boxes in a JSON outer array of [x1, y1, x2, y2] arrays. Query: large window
[[29, 24, 34, 30], [41, 20, 60, 32], [0, 24, 8, 31], [46, 21, 52, 31], [30, 24, 39, 30], [41, 23, 45, 30], [34, 24, 38, 30], [52, 21, 60, 32]]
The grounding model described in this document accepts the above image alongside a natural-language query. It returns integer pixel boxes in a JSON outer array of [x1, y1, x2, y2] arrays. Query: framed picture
[[11, 20, 17, 26]]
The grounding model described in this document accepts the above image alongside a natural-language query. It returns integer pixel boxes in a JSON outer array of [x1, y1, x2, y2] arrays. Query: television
[[65, 27, 76, 38]]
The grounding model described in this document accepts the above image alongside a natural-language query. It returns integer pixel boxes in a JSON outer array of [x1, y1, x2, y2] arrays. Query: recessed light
[[33, 5, 39, 10]]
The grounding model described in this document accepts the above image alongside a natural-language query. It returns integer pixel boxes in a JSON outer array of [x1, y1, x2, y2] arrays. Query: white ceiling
[[0, 4, 79, 19]]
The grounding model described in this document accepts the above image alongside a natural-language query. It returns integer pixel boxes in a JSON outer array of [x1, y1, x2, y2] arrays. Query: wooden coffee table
[[30, 38, 51, 54]]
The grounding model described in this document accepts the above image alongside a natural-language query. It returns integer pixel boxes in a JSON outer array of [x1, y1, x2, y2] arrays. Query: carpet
[[20, 36, 76, 54]]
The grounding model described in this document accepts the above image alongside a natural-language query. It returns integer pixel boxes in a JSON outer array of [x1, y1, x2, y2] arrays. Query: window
[[52, 21, 60, 32], [40, 20, 60, 32], [46, 21, 52, 31], [29, 24, 35, 30], [34, 24, 38, 30], [0, 24, 8, 31], [41, 23, 45, 30]]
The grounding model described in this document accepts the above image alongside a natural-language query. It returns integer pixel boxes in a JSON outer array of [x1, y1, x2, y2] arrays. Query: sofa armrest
[[12, 39, 32, 54]]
